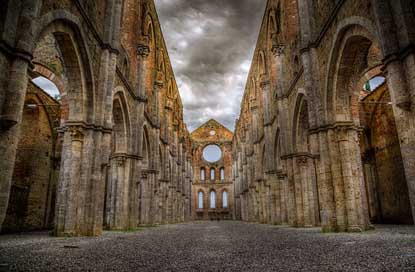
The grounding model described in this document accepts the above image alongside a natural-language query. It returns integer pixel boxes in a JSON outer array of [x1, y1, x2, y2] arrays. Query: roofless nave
[[0, 0, 414, 237]]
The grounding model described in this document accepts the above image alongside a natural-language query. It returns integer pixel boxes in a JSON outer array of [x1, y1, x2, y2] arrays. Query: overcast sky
[[154, 0, 266, 132]]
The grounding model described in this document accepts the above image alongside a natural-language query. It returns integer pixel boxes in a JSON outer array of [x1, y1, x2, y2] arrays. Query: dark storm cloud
[[154, 0, 266, 131]]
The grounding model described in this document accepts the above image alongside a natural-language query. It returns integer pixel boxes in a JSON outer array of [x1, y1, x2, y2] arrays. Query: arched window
[[210, 168, 215, 181], [222, 191, 228, 208], [210, 191, 216, 209], [220, 167, 225, 181], [198, 191, 204, 209], [200, 168, 206, 181]]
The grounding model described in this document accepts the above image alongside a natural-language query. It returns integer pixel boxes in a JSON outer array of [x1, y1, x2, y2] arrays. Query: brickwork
[[1, 0, 414, 237], [232, 0, 415, 232], [0, 0, 192, 236], [191, 120, 234, 220]]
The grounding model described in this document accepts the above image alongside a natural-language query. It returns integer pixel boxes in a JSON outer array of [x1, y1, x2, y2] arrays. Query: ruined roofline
[[190, 118, 234, 136], [234, 0, 270, 131]]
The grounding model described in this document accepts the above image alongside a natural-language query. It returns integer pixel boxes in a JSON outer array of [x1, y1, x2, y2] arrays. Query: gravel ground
[[1, 221, 415, 271]]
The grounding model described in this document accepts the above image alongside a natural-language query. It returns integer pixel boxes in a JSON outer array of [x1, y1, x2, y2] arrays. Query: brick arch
[[143, 14, 157, 110], [324, 17, 381, 124], [292, 92, 310, 153], [258, 50, 267, 75], [112, 90, 131, 154], [31, 64, 68, 123], [33, 12, 95, 124]]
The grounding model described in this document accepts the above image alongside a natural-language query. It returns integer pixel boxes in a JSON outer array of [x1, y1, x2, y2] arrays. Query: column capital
[[260, 75, 271, 89], [137, 36, 150, 57], [296, 155, 308, 166], [272, 43, 285, 57], [67, 125, 84, 142]]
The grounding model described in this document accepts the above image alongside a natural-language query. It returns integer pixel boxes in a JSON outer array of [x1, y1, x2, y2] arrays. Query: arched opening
[[295, 96, 310, 153], [104, 92, 131, 229], [111, 97, 128, 153], [3, 21, 93, 233], [292, 94, 319, 227], [143, 16, 156, 114], [220, 167, 225, 182], [142, 126, 150, 169], [200, 167, 206, 182], [222, 191, 228, 209], [328, 25, 412, 225], [210, 168, 216, 182], [198, 191, 204, 209], [210, 191, 216, 209], [3, 92, 60, 232], [359, 74, 412, 224]]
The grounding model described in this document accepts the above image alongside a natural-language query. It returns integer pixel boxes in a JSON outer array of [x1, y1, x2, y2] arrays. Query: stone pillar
[[278, 174, 288, 224], [337, 127, 369, 231], [53, 126, 84, 236], [268, 173, 279, 224], [286, 158, 297, 226], [0, 58, 30, 230], [314, 130, 336, 232], [140, 172, 151, 225], [371, 0, 415, 223], [137, 37, 150, 99], [327, 128, 346, 231], [0, 0, 42, 230], [293, 157, 305, 227]]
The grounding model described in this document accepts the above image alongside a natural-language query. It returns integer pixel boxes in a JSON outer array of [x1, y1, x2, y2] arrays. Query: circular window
[[202, 144, 222, 163], [209, 130, 216, 136]]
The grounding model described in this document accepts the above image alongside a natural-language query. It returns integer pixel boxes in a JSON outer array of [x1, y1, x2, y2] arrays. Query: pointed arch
[[200, 167, 206, 181], [112, 89, 131, 154], [198, 191, 204, 209], [324, 17, 381, 123], [220, 167, 225, 181], [258, 50, 267, 75], [143, 14, 155, 44], [210, 190, 216, 209], [35, 11, 96, 123], [292, 92, 310, 153], [142, 125, 151, 168], [222, 190, 228, 208]]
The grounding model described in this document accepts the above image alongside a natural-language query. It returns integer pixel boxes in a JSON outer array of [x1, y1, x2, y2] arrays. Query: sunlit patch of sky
[[32, 76, 60, 98]]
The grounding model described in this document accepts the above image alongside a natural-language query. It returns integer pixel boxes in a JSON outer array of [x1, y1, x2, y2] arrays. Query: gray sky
[[154, 0, 267, 132]]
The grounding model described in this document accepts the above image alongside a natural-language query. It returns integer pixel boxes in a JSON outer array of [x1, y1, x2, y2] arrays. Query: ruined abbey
[[1, 0, 415, 238]]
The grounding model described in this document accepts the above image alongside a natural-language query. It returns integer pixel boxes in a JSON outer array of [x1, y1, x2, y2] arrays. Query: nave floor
[[1, 221, 415, 271]]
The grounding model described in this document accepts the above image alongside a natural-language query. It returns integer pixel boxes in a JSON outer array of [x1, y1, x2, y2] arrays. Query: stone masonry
[[0, 0, 192, 236], [232, 0, 415, 232], [1, 0, 415, 237]]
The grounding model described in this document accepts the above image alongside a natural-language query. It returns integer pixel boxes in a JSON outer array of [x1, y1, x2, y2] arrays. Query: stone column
[[0, 58, 30, 230], [286, 157, 297, 226], [293, 157, 305, 227], [137, 37, 150, 99], [371, 0, 415, 223], [315, 130, 336, 232], [53, 126, 84, 236], [327, 128, 346, 231], [278, 174, 288, 224], [337, 127, 368, 231], [140, 172, 150, 225]]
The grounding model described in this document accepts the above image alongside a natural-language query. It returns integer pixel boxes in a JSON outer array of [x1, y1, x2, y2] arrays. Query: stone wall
[[232, 0, 415, 232], [191, 119, 234, 220], [2, 83, 60, 233], [0, 0, 192, 236]]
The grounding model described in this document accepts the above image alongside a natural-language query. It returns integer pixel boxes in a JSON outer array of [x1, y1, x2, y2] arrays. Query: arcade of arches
[[0, 0, 415, 236]]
